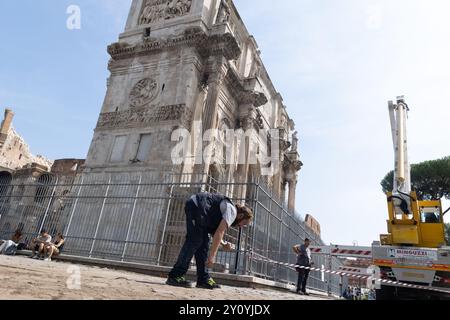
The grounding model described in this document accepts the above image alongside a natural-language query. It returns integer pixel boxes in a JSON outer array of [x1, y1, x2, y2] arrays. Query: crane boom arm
[[389, 96, 411, 194]]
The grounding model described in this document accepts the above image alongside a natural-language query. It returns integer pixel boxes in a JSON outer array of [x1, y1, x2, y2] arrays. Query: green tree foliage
[[381, 156, 450, 200]]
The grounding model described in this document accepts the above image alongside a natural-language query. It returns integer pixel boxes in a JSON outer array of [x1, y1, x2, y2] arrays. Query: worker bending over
[[167, 192, 253, 290]]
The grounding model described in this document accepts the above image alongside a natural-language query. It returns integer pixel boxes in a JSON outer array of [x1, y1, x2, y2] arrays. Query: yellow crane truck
[[372, 96, 450, 300]]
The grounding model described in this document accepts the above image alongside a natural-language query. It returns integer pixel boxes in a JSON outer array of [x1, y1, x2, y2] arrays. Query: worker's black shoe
[[196, 278, 221, 290], [166, 276, 193, 288]]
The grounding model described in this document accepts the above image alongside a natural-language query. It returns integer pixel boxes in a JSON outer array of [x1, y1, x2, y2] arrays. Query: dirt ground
[[0, 255, 330, 300]]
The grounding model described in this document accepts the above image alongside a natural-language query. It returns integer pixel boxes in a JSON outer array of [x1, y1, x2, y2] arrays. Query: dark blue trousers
[[297, 268, 310, 293], [168, 199, 211, 283]]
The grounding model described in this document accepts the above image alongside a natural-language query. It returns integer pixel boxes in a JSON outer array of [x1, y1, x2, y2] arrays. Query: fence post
[[64, 175, 84, 237], [157, 183, 174, 266], [328, 250, 332, 296], [249, 182, 260, 276], [264, 191, 272, 279], [233, 181, 247, 274], [121, 175, 142, 262], [38, 176, 59, 235], [234, 227, 242, 275], [89, 176, 112, 258], [277, 208, 283, 283]]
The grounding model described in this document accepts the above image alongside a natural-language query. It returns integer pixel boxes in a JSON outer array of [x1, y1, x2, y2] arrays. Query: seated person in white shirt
[[30, 229, 52, 259]]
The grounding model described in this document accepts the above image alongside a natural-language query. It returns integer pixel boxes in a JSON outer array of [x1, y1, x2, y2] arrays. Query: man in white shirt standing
[[167, 192, 253, 290], [293, 238, 313, 295]]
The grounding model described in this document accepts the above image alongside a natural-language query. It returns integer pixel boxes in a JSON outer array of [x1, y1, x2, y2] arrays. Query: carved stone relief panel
[[129, 78, 159, 108], [139, 0, 193, 25], [96, 104, 193, 130]]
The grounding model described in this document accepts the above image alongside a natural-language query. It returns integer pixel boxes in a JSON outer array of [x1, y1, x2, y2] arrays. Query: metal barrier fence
[[0, 171, 343, 295]]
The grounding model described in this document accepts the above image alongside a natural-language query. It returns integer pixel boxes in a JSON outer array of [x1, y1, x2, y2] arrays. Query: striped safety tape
[[339, 267, 365, 273], [248, 253, 450, 295], [331, 249, 372, 256]]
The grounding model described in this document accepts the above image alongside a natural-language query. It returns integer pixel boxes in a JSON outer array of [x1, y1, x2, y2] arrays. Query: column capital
[[284, 140, 302, 168], [238, 90, 268, 108], [206, 58, 229, 86], [283, 158, 303, 174], [283, 175, 298, 185], [238, 106, 262, 131]]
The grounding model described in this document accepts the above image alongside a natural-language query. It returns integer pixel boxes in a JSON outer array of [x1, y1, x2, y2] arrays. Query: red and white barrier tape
[[231, 246, 373, 259], [310, 248, 372, 256], [248, 253, 450, 295]]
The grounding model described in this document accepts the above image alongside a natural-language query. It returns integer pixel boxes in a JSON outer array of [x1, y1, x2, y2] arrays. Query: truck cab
[[381, 192, 446, 248]]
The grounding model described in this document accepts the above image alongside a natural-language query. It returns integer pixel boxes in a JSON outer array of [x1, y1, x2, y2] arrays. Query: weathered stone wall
[[305, 214, 321, 237], [51, 159, 85, 176], [0, 126, 53, 172]]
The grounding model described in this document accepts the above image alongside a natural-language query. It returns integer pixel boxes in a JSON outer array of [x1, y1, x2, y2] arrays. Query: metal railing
[[0, 171, 342, 295]]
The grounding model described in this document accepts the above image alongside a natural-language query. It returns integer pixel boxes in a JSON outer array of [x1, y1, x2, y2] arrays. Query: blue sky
[[0, 0, 449, 246]]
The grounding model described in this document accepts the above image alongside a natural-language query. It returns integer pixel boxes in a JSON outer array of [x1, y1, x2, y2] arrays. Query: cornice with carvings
[[107, 28, 241, 62]]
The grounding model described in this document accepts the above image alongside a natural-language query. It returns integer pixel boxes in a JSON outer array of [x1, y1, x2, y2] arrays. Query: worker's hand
[[206, 256, 215, 269], [222, 242, 235, 252]]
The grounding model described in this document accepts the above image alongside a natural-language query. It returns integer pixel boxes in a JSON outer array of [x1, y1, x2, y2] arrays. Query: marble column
[[275, 128, 291, 200], [280, 180, 288, 204], [288, 178, 298, 213], [193, 56, 228, 180], [234, 107, 257, 199], [283, 132, 303, 212], [201, 57, 228, 132]]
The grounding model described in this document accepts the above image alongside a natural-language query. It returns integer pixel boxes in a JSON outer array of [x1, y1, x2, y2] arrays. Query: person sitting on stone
[[43, 233, 65, 262], [0, 229, 23, 255], [30, 229, 52, 259]]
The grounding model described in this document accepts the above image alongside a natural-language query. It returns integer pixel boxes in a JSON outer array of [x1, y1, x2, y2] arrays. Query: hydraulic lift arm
[[388, 96, 412, 215]]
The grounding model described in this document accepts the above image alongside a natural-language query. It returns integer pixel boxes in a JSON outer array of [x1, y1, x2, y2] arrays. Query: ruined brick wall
[[305, 214, 321, 237], [0, 109, 53, 171]]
